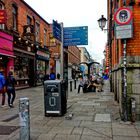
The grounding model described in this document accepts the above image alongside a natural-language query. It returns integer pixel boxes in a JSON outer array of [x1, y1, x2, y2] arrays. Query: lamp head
[[98, 15, 107, 30]]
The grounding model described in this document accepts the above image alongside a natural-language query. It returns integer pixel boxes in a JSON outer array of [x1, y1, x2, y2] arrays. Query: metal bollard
[[19, 97, 30, 140], [70, 81, 72, 92], [74, 79, 76, 89], [131, 97, 136, 122]]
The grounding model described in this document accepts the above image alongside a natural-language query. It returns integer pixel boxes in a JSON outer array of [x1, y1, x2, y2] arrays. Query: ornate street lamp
[[97, 15, 107, 31], [103, 50, 106, 57]]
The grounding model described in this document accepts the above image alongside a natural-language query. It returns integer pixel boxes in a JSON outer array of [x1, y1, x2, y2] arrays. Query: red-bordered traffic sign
[[114, 7, 132, 25]]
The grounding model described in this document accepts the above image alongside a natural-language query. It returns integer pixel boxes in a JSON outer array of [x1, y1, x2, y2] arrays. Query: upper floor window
[[27, 15, 32, 25], [0, 2, 4, 29], [44, 29, 47, 46], [35, 22, 40, 42], [12, 5, 18, 30]]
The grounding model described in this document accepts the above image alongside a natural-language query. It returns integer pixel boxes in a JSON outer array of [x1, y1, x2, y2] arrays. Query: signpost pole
[[60, 23, 64, 79], [123, 39, 128, 121]]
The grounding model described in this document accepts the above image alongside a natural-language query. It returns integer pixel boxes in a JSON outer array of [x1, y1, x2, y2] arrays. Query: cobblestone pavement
[[0, 80, 140, 140]]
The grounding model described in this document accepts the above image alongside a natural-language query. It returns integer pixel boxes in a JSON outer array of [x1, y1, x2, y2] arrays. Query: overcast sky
[[24, 0, 107, 63]]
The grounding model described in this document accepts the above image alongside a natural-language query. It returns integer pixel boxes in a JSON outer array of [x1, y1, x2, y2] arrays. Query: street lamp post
[[97, 14, 113, 92]]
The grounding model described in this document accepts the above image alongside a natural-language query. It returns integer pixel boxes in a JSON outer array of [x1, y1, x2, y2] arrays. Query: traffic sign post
[[114, 7, 133, 121], [114, 7, 133, 39]]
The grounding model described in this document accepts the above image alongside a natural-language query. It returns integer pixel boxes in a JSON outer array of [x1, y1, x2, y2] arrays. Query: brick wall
[[4, 0, 50, 46]]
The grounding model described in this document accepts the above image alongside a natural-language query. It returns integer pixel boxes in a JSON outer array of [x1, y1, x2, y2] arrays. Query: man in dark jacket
[[6, 71, 16, 108]]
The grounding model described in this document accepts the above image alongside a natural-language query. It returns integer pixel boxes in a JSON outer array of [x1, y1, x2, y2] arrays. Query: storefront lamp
[[97, 15, 107, 31]]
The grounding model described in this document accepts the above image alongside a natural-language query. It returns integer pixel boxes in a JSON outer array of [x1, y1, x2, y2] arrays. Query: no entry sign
[[114, 7, 132, 25]]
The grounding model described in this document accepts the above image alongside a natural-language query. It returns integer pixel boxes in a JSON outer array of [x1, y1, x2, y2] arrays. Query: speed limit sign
[[114, 7, 132, 25]]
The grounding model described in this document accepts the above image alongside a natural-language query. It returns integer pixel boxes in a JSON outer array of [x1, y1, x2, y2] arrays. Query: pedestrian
[[77, 77, 84, 93], [44, 74, 50, 81], [0, 71, 6, 107], [56, 73, 60, 80], [6, 71, 16, 108], [50, 70, 56, 80]]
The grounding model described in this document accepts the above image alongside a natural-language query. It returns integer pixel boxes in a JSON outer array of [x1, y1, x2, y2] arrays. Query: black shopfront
[[14, 48, 35, 88]]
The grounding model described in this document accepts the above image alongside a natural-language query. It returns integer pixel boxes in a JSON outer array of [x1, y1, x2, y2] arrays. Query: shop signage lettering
[[37, 50, 49, 59]]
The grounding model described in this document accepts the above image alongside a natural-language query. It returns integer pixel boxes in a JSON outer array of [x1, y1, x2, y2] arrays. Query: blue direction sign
[[52, 20, 61, 41], [64, 26, 88, 46]]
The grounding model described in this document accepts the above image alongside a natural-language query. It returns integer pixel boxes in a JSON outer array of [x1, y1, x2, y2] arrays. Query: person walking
[[50, 70, 56, 80], [6, 71, 16, 108], [0, 71, 6, 107], [77, 77, 84, 93], [56, 73, 61, 80]]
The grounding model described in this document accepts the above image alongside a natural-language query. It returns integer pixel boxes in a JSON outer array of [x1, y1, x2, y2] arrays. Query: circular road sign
[[114, 7, 132, 25]]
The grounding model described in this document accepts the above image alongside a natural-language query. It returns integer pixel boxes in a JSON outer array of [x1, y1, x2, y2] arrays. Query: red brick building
[[108, 0, 140, 120], [1, 0, 50, 88]]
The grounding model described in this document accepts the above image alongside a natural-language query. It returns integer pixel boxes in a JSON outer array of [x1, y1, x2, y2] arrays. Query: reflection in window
[[14, 56, 29, 79], [36, 60, 45, 83]]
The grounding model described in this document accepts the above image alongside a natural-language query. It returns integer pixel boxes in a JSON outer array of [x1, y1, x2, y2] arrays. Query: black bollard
[[74, 79, 76, 89], [70, 81, 72, 92]]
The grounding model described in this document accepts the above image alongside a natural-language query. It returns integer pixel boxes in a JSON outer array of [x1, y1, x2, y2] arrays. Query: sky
[[24, 0, 107, 63]]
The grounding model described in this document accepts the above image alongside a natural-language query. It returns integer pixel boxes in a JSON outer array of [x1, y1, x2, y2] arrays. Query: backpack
[[7, 76, 14, 91]]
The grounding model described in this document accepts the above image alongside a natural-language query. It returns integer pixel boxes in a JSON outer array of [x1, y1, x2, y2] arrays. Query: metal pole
[[60, 23, 64, 79], [19, 97, 30, 140], [122, 39, 128, 121]]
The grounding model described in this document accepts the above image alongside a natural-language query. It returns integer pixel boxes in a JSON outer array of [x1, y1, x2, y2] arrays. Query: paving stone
[[95, 114, 111, 122], [113, 136, 140, 140], [113, 127, 139, 136]]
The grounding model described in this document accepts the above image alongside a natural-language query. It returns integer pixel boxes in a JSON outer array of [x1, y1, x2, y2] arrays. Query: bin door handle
[[49, 97, 56, 106]]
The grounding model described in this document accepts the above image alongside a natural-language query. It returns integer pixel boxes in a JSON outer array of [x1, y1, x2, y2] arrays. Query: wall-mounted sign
[[52, 20, 62, 41], [64, 26, 88, 46], [114, 7, 133, 39], [23, 25, 34, 35], [0, 10, 7, 24]]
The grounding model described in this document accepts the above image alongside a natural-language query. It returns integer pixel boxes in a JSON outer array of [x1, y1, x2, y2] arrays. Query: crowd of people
[[77, 74, 104, 93], [0, 71, 16, 108]]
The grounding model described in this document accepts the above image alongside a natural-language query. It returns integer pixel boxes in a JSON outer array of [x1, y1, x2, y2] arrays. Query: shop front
[[36, 48, 50, 85], [14, 48, 35, 89], [0, 31, 14, 77]]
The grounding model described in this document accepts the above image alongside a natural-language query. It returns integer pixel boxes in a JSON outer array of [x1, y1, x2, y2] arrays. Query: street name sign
[[52, 20, 62, 41], [63, 26, 88, 46]]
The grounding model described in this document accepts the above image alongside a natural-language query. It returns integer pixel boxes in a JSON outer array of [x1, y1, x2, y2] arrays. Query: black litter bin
[[44, 80, 67, 116]]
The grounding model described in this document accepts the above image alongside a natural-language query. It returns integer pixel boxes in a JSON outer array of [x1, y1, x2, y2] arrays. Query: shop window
[[36, 60, 45, 83], [14, 56, 29, 79]]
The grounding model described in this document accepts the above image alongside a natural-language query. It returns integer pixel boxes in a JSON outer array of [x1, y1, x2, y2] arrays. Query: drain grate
[[2, 114, 19, 122], [0, 125, 19, 135]]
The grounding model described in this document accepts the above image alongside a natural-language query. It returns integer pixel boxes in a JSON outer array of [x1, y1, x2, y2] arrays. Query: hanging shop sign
[[114, 7, 133, 39]]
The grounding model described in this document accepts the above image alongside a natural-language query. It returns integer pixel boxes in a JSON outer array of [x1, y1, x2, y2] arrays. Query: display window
[[14, 56, 29, 79], [36, 60, 45, 83]]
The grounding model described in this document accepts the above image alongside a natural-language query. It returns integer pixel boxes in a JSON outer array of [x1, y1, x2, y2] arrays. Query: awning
[[0, 52, 16, 58]]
